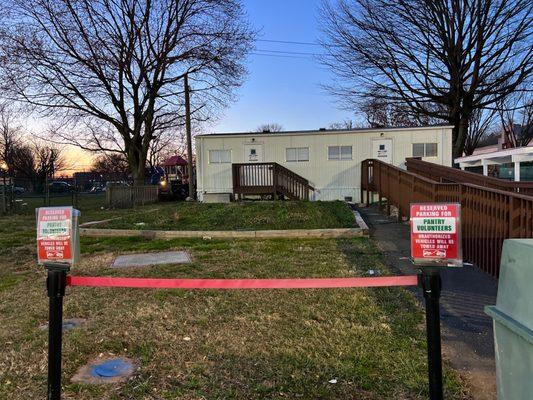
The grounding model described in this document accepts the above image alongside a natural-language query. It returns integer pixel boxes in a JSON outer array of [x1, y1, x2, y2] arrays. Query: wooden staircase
[[232, 162, 314, 200]]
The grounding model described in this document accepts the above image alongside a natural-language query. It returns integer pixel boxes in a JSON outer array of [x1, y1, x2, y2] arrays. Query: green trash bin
[[485, 239, 533, 400]]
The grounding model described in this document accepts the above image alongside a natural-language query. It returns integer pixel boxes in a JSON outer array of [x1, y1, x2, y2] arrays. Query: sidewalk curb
[[80, 227, 367, 239]]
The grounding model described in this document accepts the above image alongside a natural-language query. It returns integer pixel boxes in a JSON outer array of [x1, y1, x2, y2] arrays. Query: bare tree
[[358, 96, 443, 128], [0, 103, 23, 174], [256, 123, 284, 132], [91, 153, 130, 180], [9, 142, 66, 191], [328, 119, 357, 130], [320, 0, 533, 159], [497, 91, 533, 148], [1, 0, 254, 184], [33, 144, 66, 180], [463, 108, 498, 155], [147, 128, 187, 169], [0, 105, 66, 189]]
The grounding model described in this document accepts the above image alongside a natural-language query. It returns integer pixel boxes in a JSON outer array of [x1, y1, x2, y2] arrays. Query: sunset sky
[[54, 0, 352, 175]]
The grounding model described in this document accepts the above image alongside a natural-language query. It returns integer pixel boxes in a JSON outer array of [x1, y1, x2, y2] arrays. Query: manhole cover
[[112, 251, 192, 268], [63, 321, 77, 330], [72, 356, 138, 384], [91, 358, 134, 378], [39, 318, 86, 331]]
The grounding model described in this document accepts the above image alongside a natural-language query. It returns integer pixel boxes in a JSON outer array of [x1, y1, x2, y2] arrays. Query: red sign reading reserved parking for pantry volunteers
[[410, 203, 462, 266], [37, 207, 73, 264]]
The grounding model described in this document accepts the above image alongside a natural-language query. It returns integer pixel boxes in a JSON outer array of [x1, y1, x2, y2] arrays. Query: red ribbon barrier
[[67, 275, 418, 289]]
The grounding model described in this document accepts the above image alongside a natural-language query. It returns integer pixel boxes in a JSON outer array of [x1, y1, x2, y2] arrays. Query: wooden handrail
[[275, 163, 315, 191], [232, 162, 314, 200], [361, 158, 533, 278], [406, 157, 533, 196]]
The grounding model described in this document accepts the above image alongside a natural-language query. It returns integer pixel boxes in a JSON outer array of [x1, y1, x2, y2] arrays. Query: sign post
[[37, 206, 80, 400], [410, 203, 462, 400], [420, 269, 443, 400], [45, 262, 68, 400]]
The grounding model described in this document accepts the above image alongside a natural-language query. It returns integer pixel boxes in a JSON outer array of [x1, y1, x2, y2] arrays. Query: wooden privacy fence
[[361, 159, 533, 277], [232, 162, 314, 200], [406, 157, 533, 196], [106, 185, 159, 209]]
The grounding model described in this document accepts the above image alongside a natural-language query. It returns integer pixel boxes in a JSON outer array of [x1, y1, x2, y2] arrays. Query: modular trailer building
[[195, 125, 454, 202]]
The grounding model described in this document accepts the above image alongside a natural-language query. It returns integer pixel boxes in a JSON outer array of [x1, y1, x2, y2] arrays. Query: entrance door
[[372, 139, 393, 164], [244, 144, 264, 163]]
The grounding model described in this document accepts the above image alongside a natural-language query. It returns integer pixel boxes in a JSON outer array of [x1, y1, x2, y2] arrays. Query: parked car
[[89, 183, 105, 193], [0, 184, 25, 195], [48, 181, 73, 193], [105, 181, 130, 189]]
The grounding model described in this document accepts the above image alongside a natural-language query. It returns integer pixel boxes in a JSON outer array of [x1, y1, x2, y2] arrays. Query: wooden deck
[[232, 163, 314, 200]]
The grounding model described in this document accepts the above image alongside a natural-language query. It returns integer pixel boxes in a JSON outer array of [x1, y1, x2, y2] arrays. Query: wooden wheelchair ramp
[[406, 157, 533, 196], [361, 158, 533, 278]]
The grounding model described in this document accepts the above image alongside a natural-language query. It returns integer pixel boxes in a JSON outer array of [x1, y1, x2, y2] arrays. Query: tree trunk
[[452, 116, 470, 161], [132, 165, 145, 186], [127, 146, 147, 186]]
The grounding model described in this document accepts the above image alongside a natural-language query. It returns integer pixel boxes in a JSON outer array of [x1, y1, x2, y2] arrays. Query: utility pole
[[1, 169, 6, 214], [0, 162, 7, 214], [184, 73, 194, 201]]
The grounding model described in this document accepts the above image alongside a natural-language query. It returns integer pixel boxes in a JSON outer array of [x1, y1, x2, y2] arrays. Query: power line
[[251, 48, 333, 60], [256, 49, 323, 56], [257, 39, 321, 46], [250, 52, 312, 60]]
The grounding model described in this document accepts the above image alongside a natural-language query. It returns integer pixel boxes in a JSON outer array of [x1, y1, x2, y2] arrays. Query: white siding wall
[[196, 126, 453, 202]]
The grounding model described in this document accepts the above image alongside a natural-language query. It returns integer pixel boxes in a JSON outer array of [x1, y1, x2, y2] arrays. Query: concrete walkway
[[358, 205, 497, 400]]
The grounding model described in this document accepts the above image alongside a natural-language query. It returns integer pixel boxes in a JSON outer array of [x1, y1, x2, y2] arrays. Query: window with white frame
[[412, 143, 438, 157], [412, 143, 425, 157], [425, 143, 438, 157], [209, 149, 231, 164], [328, 145, 352, 160], [286, 147, 309, 162]]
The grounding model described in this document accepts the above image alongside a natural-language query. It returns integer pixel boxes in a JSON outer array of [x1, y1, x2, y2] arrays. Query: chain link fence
[[1, 176, 107, 215], [0, 173, 189, 215]]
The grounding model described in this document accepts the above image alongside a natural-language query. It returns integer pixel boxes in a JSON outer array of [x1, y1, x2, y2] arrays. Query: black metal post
[[45, 262, 69, 400], [420, 269, 443, 400]]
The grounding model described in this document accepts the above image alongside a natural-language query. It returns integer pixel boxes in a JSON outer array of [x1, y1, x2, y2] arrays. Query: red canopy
[[162, 155, 188, 167]]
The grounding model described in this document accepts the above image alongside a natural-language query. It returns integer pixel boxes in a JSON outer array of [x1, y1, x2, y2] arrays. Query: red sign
[[410, 203, 462, 266], [37, 207, 75, 265]]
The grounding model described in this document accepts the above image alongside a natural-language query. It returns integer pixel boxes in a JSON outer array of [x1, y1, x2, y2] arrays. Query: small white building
[[455, 145, 533, 182], [454, 126, 533, 181], [195, 125, 454, 202]]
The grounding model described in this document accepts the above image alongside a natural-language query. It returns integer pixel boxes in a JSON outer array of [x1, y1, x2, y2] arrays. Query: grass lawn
[[0, 203, 470, 399], [97, 200, 357, 231], [7, 197, 355, 231]]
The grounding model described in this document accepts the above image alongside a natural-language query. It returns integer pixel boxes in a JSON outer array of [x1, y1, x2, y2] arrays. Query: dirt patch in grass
[[0, 233, 470, 399]]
